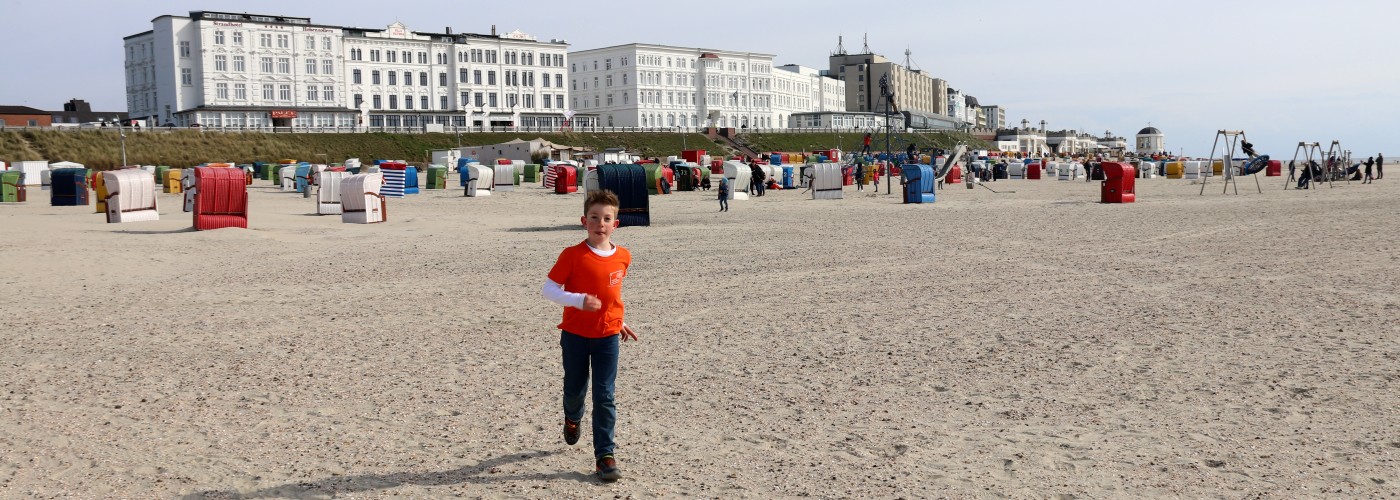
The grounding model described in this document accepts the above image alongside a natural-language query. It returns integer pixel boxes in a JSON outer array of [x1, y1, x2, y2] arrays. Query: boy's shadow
[[181, 450, 595, 499]]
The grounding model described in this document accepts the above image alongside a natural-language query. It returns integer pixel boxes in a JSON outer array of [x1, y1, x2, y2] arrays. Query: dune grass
[[0, 129, 731, 169], [0, 128, 988, 169]]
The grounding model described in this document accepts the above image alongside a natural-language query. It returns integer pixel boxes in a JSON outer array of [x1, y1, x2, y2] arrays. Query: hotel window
[[217, 83, 228, 99], [439, 72, 447, 86], [555, 74, 562, 87], [543, 95, 552, 108], [306, 59, 317, 74], [440, 96, 448, 110], [306, 36, 316, 50], [421, 96, 429, 109], [606, 58, 612, 70], [555, 54, 564, 66], [323, 60, 333, 75], [389, 95, 398, 109], [323, 86, 334, 102], [460, 69, 468, 83], [234, 83, 246, 100], [606, 94, 613, 106], [418, 52, 427, 64], [402, 51, 411, 63], [487, 50, 496, 63], [404, 71, 413, 86], [233, 55, 245, 72], [556, 95, 563, 109], [307, 87, 318, 101], [474, 93, 483, 106], [606, 75, 613, 87], [215, 55, 227, 71], [473, 70, 481, 85], [181, 68, 192, 85], [489, 93, 497, 107], [372, 70, 380, 84], [179, 41, 190, 58], [232, 32, 243, 45], [373, 95, 381, 109], [278, 84, 290, 101], [323, 37, 332, 50], [370, 50, 380, 62], [524, 94, 534, 108], [214, 31, 225, 44], [622, 73, 628, 85], [419, 72, 428, 86], [404, 95, 413, 109], [353, 69, 362, 84], [276, 34, 289, 48], [354, 94, 363, 108], [263, 84, 274, 100], [543, 75, 550, 88], [488, 71, 496, 85], [388, 71, 396, 86], [387, 51, 396, 63]]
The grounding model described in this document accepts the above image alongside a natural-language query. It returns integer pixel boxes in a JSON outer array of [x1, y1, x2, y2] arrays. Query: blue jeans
[[560, 330, 619, 458]]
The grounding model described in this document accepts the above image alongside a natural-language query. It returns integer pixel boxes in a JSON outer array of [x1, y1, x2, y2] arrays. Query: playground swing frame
[[1200, 130, 1261, 195], [1323, 140, 1351, 187], [1286, 142, 1325, 190]]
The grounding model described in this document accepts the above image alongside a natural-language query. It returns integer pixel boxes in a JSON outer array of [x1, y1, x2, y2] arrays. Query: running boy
[[541, 190, 640, 482]]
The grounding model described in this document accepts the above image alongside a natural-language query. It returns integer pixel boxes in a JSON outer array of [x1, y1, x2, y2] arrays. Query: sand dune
[[0, 173, 1396, 498]]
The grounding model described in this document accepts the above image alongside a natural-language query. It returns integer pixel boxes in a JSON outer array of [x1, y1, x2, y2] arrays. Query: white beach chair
[[102, 169, 160, 223], [341, 174, 386, 224], [317, 170, 348, 215]]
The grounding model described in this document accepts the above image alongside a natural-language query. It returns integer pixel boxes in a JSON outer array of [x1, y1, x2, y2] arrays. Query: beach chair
[[1, 171, 26, 203], [811, 163, 844, 200], [379, 162, 408, 198], [192, 167, 248, 230], [722, 161, 751, 201], [317, 170, 348, 215], [164, 169, 183, 193], [49, 168, 89, 206], [341, 173, 386, 223], [280, 165, 297, 191], [102, 168, 159, 223], [181, 168, 198, 212], [427, 166, 447, 189], [492, 164, 515, 192]]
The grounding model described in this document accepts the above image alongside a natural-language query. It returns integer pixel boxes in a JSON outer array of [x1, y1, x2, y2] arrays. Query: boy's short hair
[[584, 189, 620, 215]]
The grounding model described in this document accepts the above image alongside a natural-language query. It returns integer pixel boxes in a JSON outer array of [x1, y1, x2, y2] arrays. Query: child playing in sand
[[540, 190, 640, 482]]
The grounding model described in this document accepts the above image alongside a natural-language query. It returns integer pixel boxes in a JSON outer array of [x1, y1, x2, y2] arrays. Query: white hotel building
[[124, 11, 580, 130], [567, 43, 844, 130]]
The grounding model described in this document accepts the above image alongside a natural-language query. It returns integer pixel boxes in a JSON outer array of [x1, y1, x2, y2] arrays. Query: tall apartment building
[[828, 45, 956, 130], [566, 43, 843, 129], [124, 11, 577, 130], [980, 105, 1007, 130]]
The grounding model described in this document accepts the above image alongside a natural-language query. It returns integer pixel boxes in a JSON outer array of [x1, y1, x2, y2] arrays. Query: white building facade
[[567, 43, 843, 130], [124, 11, 578, 130]]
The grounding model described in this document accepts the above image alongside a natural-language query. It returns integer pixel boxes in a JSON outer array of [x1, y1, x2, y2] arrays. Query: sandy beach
[[1, 171, 1397, 498]]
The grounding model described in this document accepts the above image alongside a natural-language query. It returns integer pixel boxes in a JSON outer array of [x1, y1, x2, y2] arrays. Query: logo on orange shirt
[[609, 270, 625, 287]]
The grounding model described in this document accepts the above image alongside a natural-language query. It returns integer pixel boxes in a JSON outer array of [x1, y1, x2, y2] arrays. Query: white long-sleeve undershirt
[[541, 242, 618, 310]]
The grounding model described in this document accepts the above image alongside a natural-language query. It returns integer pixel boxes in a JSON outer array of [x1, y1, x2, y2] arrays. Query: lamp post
[[116, 120, 128, 167]]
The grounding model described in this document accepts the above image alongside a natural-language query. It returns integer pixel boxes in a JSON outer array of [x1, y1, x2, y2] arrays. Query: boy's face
[[582, 204, 620, 240]]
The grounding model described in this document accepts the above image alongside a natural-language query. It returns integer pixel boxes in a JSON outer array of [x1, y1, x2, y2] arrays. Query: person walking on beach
[[1364, 157, 1374, 184], [541, 190, 640, 482], [1377, 153, 1385, 180], [854, 162, 865, 191], [717, 177, 729, 211]]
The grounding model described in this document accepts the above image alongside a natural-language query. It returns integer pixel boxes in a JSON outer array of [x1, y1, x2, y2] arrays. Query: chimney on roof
[[491, 24, 497, 36], [446, 27, 452, 35]]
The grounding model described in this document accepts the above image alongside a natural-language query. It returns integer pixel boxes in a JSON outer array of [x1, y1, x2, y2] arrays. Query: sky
[[1, 0, 1395, 158]]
